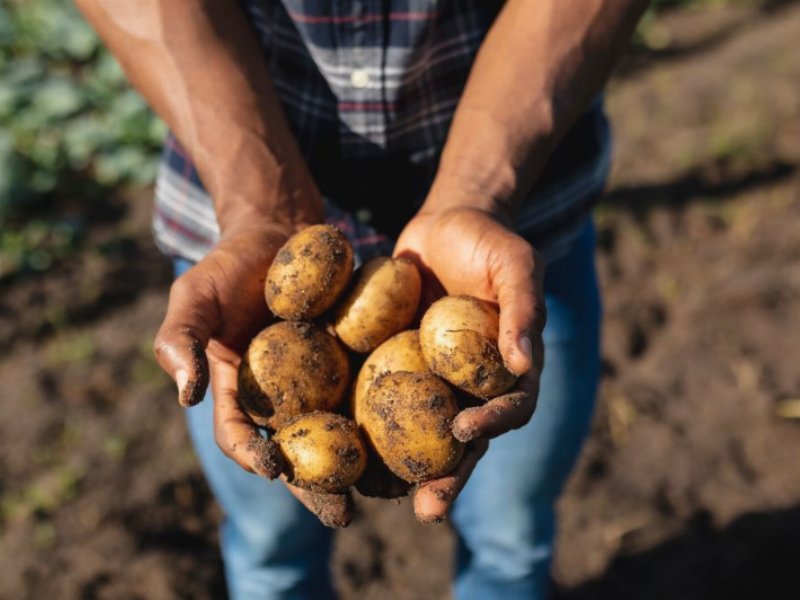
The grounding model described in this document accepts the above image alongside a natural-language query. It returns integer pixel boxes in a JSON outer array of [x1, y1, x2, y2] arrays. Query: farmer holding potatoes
[[77, 1, 649, 598]]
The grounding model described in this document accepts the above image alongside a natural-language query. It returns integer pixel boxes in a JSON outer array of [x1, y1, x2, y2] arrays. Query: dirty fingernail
[[452, 414, 478, 443], [249, 438, 283, 479], [516, 334, 533, 373], [416, 511, 447, 525]]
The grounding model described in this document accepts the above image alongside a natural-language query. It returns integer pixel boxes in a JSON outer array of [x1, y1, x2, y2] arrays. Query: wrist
[[432, 101, 556, 215], [419, 179, 514, 227], [197, 129, 325, 237], [219, 204, 319, 241], [216, 183, 324, 240]]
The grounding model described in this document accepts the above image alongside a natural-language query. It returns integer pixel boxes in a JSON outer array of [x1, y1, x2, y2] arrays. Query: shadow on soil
[[602, 159, 796, 216], [621, 0, 800, 77], [556, 505, 800, 600]]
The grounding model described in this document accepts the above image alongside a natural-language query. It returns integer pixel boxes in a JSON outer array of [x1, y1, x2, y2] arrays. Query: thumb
[[492, 243, 546, 376], [153, 267, 218, 407]]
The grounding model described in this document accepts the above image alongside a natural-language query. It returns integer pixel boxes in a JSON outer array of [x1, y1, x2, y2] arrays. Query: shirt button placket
[[352, 1, 371, 154], [361, 1, 385, 149]]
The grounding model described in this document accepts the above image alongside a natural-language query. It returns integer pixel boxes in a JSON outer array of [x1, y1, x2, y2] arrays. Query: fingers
[[154, 271, 217, 407], [492, 244, 546, 377], [282, 477, 355, 528], [210, 351, 283, 478], [413, 361, 538, 525], [209, 351, 354, 527], [452, 371, 540, 442], [413, 439, 489, 524]]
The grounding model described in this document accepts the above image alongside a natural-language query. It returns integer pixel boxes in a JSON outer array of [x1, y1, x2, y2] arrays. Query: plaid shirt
[[154, 0, 611, 264]]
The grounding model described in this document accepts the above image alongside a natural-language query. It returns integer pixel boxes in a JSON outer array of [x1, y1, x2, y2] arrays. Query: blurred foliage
[[0, 0, 165, 279]]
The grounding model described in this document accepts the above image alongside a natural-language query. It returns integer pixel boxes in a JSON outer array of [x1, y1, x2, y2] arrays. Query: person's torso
[[154, 0, 611, 263]]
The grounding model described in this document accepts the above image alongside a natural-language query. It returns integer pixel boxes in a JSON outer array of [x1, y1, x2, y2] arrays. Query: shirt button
[[350, 68, 370, 89]]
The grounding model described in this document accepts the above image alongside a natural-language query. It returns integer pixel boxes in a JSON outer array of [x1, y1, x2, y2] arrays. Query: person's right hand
[[153, 223, 354, 528]]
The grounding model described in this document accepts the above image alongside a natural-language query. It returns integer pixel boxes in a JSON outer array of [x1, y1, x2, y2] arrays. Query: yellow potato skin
[[265, 224, 354, 320], [420, 295, 517, 399], [351, 330, 428, 425], [237, 321, 350, 430], [274, 412, 367, 493], [334, 257, 421, 353], [362, 372, 464, 483]]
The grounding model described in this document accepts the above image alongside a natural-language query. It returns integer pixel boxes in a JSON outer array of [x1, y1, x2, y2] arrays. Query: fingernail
[[416, 512, 447, 525], [516, 335, 533, 372], [176, 369, 188, 395], [452, 415, 478, 443]]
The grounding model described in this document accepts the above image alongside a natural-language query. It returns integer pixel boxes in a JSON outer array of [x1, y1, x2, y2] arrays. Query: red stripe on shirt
[[352, 234, 391, 247], [166, 135, 188, 160], [155, 206, 215, 245], [287, 11, 436, 24], [327, 217, 354, 233], [338, 101, 396, 111]]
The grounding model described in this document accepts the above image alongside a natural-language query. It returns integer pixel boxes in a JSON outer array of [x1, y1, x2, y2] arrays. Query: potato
[[265, 224, 354, 320], [274, 412, 367, 493], [362, 372, 464, 483], [333, 257, 421, 353], [420, 295, 517, 399], [351, 330, 428, 425], [238, 321, 350, 430]]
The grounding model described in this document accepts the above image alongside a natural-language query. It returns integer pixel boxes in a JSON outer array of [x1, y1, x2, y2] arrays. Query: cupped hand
[[394, 204, 546, 523], [153, 223, 353, 528]]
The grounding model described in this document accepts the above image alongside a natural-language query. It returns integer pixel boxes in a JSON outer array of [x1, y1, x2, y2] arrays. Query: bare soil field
[[1, 3, 799, 598]]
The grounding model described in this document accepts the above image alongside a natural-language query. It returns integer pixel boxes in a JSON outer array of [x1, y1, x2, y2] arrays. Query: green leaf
[[108, 88, 149, 122], [148, 118, 168, 144], [94, 146, 151, 185], [130, 157, 159, 185], [0, 83, 24, 120], [28, 133, 63, 171], [0, 4, 14, 46], [60, 20, 98, 61], [28, 168, 58, 194], [0, 131, 15, 204], [2, 57, 45, 86], [87, 51, 126, 89], [32, 77, 87, 120], [63, 115, 113, 167]]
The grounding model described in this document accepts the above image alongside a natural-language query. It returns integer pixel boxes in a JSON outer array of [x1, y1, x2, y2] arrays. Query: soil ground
[[1, 3, 799, 598]]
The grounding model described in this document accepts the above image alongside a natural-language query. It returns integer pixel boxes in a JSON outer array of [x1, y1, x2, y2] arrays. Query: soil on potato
[[1, 3, 800, 598]]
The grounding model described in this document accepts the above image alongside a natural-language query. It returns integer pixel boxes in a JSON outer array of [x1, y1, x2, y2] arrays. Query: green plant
[[0, 0, 165, 277]]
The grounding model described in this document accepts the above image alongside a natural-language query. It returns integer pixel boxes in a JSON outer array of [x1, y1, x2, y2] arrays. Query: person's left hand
[[393, 200, 546, 523]]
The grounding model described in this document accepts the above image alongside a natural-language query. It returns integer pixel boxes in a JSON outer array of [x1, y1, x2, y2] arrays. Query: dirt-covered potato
[[333, 257, 421, 353], [362, 372, 464, 483], [238, 321, 350, 430], [351, 330, 428, 424], [265, 224, 354, 320], [274, 412, 367, 493], [420, 295, 517, 399]]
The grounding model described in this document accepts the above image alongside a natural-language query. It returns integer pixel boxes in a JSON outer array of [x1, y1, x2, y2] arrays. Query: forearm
[[76, 0, 322, 233], [426, 0, 649, 215]]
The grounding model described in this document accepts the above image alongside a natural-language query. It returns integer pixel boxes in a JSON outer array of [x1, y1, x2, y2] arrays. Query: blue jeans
[[174, 217, 601, 600]]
